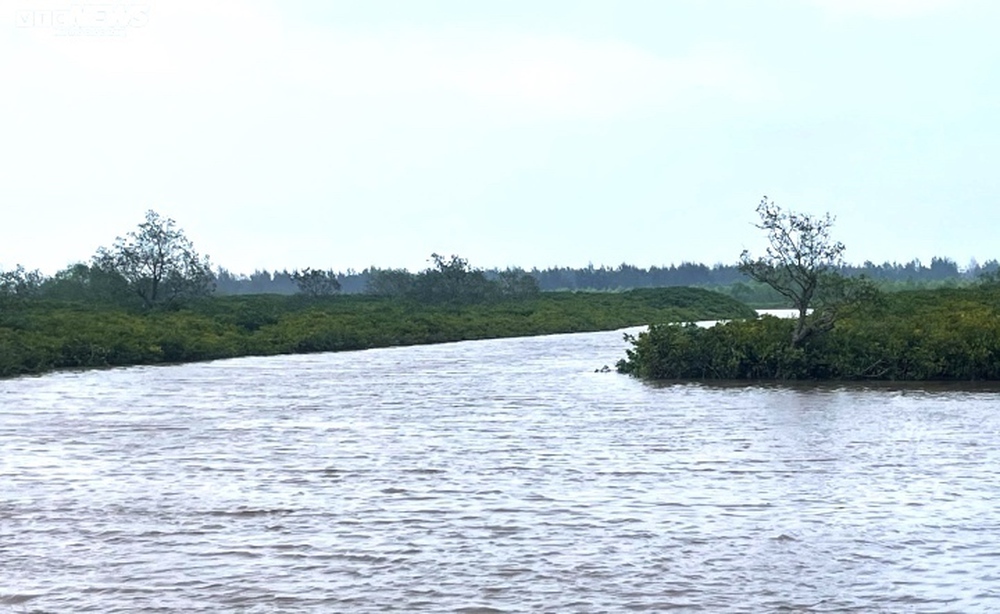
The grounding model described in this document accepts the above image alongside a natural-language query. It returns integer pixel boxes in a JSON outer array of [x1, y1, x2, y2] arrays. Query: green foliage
[[410, 253, 494, 304], [365, 267, 415, 297], [212, 256, 994, 295], [0, 265, 45, 300], [93, 210, 214, 307], [980, 269, 1000, 286], [291, 268, 341, 297], [710, 280, 789, 307], [365, 254, 541, 304], [0, 287, 752, 378], [0, 300, 245, 376], [623, 286, 754, 319], [40, 263, 137, 306], [739, 197, 847, 346], [619, 286, 1000, 381], [617, 317, 804, 380], [495, 268, 541, 298]]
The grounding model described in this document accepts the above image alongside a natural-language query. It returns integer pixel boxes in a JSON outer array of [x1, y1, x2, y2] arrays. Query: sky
[[2, 0, 999, 275]]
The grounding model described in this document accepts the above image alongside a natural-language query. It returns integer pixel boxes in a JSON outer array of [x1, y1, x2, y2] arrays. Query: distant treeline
[[215, 257, 1000, 295]]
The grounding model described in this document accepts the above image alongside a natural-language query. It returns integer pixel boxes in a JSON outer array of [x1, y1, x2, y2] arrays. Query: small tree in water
[[739, 197, 846, 347]]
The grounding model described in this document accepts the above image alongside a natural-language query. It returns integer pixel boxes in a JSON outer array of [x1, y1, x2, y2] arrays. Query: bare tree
[[739, 197, 846, 347], [94, 210, 213, 307]]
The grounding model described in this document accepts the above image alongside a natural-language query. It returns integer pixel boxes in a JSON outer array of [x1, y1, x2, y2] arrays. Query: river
[[2, 328, 999, 612]]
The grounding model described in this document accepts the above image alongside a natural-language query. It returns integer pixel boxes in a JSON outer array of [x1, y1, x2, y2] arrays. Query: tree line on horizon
[[0, 212, 541, 308], [1, 208, 998, 304], [3, 251, 997, 303], [212, 256, 999, 296]]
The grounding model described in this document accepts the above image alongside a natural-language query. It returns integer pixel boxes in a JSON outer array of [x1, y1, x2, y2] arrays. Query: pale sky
[[2, 0, 998, 275]]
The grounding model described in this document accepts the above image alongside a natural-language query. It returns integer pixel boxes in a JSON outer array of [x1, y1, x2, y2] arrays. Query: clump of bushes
[[618, 286, 1000, 381]]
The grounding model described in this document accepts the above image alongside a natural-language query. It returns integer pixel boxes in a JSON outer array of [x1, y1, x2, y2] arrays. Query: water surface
[[2, 329, 999, 612]]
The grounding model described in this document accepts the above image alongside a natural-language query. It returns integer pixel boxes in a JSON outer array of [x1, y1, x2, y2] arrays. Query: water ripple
[[2, 328, 999, 612]]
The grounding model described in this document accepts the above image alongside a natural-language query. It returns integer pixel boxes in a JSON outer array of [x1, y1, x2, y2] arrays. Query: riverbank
[[618, 285, 1000, 381], [0, 287, 756, 378]]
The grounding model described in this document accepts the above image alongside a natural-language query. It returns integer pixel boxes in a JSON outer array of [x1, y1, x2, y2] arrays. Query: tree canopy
[[94, 210, 214, 307], [364, 254, 539, 304], [0, 265, 44, 299], [291, 268, 342, 297], [739, 196, 847, 346]]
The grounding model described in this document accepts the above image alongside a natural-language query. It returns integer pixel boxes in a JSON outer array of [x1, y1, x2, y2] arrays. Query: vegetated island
[[0, 212, 755, 379], [618, 198, 1000, 381]]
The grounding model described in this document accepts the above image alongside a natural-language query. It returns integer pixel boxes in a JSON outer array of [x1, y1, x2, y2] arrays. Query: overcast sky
[[3, 0, 998, 275]]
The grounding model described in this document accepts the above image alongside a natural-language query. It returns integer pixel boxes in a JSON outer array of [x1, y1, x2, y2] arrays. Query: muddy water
[[2, 329, 999, 612]]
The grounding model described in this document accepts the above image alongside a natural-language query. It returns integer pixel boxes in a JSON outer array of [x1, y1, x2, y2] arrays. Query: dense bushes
[[0, 287, 753, 378], [618, 286, 1000, 381], [0, 303, 248, 376], [366, 254, 541, 304]]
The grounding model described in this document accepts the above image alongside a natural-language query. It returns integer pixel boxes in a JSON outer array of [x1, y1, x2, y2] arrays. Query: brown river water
[[2, 327, 1000, 612]]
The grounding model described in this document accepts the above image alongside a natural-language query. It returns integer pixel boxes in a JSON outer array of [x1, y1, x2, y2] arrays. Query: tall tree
[[739, 197, 846, 347], [94, 210, 214, 307]]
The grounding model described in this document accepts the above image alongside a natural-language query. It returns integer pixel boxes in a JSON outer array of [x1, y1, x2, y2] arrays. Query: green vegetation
[[291, 268, 342, 297], [619, 197, 1000, 382], [0, 287, 755, 378], [94, 210, 213, 307], [738, 196, 848, 346], [0, 212, 753, 378], [367, 253, 541, 303], [617, 285, 1000, 381], [215, 256, 996, 296], [6, 206, 1000, 382]]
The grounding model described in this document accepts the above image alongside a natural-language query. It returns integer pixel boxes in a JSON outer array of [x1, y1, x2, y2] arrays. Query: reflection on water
[[2, 329, 999, 612]]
